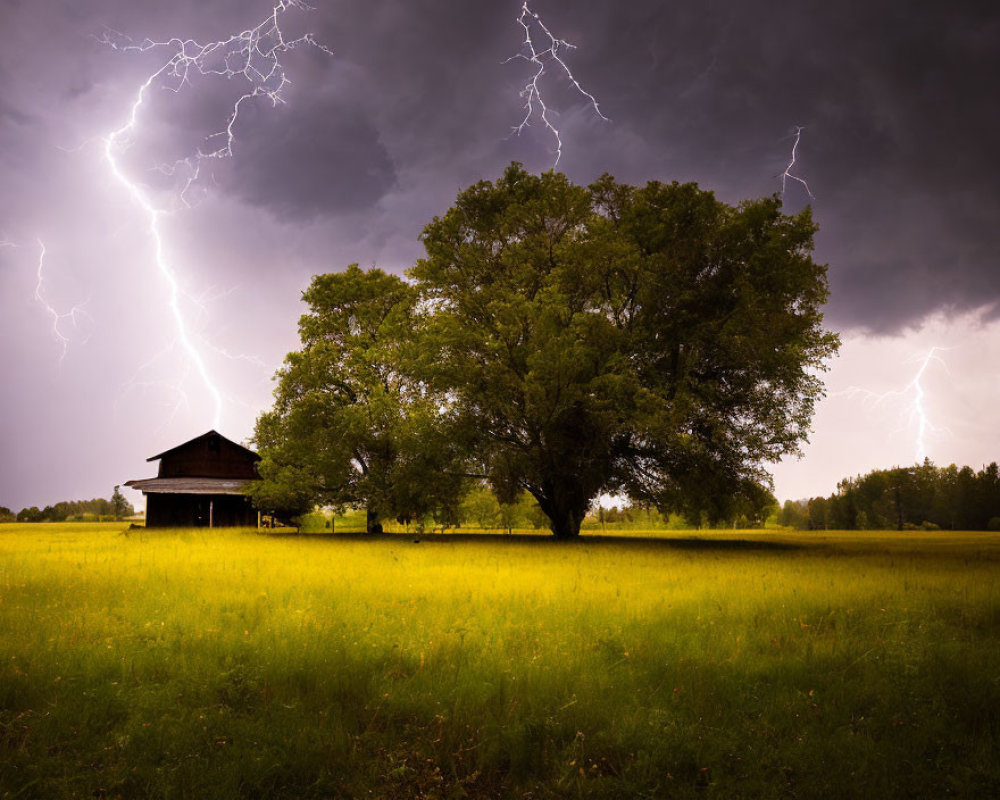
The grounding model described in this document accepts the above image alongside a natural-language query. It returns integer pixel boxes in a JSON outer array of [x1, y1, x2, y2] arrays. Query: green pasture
[[1, 523, 998, 798]]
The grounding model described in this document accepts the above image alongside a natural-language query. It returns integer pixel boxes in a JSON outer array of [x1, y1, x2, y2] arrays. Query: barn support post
[[209, 500, 214, 528]]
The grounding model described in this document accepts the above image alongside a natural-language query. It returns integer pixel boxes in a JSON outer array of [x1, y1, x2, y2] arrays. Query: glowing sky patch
[[772, 310, 1000, 501]]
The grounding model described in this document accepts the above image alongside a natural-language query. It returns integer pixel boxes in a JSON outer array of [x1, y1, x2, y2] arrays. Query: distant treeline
[[1, 492, 135, 523], [780, 460, 1000, 531]]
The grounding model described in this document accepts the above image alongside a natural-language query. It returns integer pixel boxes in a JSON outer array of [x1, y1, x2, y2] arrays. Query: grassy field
[[1, 524, 998, 799]]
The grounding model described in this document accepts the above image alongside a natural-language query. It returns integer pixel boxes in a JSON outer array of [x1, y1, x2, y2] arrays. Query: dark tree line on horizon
[[1, 488, 134, 524], [780, 460, 1000, 531]]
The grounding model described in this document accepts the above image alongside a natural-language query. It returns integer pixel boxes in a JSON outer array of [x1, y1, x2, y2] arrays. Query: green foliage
[[110, 486, 131, 521], [582, 504, 680, 531], [17, 506, 41, 522], [513, 490, 550, 530], [15, 506, 42, 522], [455, 486, 551, 531], [410, 164, 836, 536], [13, 496, 132, 523], [0, 506, 15, 523], [251, 265, 466, 533], [255, 165, 837, 537], [785, 459, 1000, 531], [459, 484, 502, 529], [729, 484, 779, 528], [296, 512, 330, 533]]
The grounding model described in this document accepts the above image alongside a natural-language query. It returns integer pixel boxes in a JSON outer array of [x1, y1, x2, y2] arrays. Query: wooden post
[[209, 500, 214, 528]]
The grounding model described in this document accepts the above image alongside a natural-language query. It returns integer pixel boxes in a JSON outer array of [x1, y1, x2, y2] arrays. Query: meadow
[[1, 523, 998, 799]]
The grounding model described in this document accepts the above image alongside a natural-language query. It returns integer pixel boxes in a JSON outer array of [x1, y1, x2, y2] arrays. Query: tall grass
[[1, 523, 998, 798]]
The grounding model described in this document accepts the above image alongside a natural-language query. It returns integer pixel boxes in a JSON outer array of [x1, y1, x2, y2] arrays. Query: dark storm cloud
[[277, 0, 999, 333], [216, 63, 398, 221], [27, 0, 994, 331], [527, 0, 1000, 332]]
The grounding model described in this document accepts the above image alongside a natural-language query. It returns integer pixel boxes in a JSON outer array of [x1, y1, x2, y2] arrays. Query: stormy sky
[[1, 0, 998, 512]]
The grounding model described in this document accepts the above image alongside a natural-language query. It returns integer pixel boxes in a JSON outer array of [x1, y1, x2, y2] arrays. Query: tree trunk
[[550, 510, 582, 539], [366, 505, 383, 535], [535, 488, 586, 539]]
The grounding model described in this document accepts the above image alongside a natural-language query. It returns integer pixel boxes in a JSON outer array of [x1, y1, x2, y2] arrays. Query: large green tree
[[411, 164, 838, 537], [251, 265, 463, 533]]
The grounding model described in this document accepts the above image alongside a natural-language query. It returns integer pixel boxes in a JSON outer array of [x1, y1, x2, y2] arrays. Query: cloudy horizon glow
[[1, 0, 998, 513]]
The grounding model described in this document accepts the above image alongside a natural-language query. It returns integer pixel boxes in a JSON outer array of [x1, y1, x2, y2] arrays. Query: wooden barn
[[125, 430, 260, 528]]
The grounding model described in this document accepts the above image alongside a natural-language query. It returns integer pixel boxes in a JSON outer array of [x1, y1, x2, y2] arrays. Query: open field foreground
[[1, 525, 998, 799]]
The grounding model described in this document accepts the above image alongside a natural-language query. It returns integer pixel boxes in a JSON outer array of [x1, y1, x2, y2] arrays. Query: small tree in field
[[111, 486, 131, 521], [460, 485, 502, 530], [251, 265, 465, 533]]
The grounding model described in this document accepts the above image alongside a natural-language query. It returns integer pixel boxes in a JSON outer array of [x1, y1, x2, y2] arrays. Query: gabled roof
[[146, 430, 260, 463]]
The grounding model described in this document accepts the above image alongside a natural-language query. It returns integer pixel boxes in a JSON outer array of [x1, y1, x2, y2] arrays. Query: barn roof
[[123, 477, 253, 496], [146, 430, 260, 463]]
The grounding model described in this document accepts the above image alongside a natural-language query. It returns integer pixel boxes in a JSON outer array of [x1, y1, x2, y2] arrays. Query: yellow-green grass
[[1, 524, 998, 798]]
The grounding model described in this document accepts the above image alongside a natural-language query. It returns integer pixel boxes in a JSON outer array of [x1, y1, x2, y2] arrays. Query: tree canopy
[[254, 164, 838, 537], [251, 265, 464, 532]]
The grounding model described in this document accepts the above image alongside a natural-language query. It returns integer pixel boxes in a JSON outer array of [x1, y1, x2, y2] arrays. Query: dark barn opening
[[125, 430, 260, 528]]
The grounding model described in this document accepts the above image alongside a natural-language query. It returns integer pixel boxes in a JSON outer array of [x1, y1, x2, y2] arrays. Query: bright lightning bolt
[[780, 125, 814, 200], [836, 347, 950, 463], [507, 1, 608, 167], [98, 0, 330, 429], [33, 240, 91, 363]]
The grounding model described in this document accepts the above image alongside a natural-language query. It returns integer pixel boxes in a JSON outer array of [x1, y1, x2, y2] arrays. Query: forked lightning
[[836, 347, 949, 463], [507, 1, 608, 167], [101, 0, 330, 427]]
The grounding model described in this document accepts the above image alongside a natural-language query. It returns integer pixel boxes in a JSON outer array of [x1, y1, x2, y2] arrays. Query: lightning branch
[[507, 1, 608, 168], [780, 125, 814, 200], [835, 347, 950, 464], [99, 0, 330, 428], [33, 240, 92, 363]]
